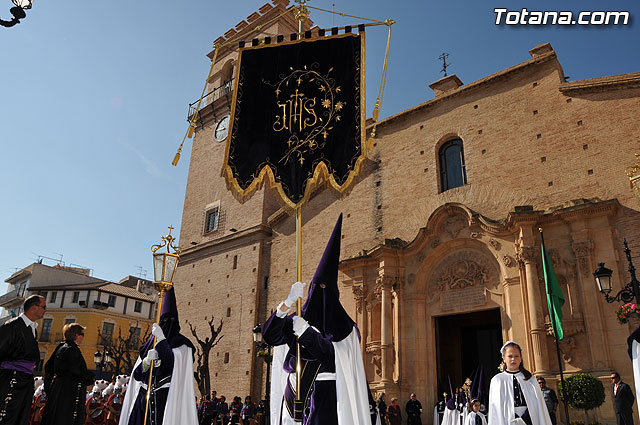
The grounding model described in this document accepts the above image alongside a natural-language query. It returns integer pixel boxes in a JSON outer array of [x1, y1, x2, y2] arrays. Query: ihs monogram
[[266, 63, 344, 166]]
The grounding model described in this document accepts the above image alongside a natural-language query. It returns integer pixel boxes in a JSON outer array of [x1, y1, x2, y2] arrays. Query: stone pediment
[[402, 203, 509, 258]]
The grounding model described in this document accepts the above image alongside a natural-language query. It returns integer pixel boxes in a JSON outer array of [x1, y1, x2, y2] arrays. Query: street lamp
[[144, 226, 180, 425], [93, 348, 112, 380], [594, 239, 640, 304], [253, 323, 271, 425], [0, 0, 34, 28]]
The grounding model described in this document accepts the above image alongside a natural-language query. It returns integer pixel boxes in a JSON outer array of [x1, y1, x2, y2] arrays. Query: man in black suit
[[0, 295, 46, 425], [611, 371, 636, 425]]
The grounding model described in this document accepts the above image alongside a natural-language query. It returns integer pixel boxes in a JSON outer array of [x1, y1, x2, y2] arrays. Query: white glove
[[151, 323, 166, 342], [292, 315, 310, 337], [284, 281, 306, 308], [143, 349, 161, 369]]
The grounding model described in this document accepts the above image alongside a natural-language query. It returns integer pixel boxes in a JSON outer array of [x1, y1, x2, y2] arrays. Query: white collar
[[19, 313, 38, 329]]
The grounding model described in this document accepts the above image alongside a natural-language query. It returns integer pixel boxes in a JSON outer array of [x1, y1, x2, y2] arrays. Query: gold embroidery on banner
[[222, 33, 367, 214], [266, 65, 344, 166]]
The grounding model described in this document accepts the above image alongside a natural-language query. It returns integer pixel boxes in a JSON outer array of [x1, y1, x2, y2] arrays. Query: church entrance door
[[434, 308, 502, 403]]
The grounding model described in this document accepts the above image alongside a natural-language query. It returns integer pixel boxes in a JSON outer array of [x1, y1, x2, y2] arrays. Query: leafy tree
[[558, 373, 606, 421]]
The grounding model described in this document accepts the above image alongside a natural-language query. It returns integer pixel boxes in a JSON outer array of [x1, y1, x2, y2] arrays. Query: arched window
[[439, 138, 467, 191]]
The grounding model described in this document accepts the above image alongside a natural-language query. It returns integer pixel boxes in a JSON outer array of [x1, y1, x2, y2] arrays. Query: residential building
[[1, 262, 156, 378]]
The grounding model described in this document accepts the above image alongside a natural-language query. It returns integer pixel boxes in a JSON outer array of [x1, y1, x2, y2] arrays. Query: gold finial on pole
[[294, 0, 310, 34]]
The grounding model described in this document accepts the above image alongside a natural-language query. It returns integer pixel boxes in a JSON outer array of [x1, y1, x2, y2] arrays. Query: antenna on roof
[[135, 266, 148, 280], [52, 252, 64, 265], [439, 52, 451, 77], [33, 253, 66, 267]]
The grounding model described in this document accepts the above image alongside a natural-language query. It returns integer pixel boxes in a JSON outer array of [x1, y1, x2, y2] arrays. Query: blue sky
[[0, 0, 638, 293]]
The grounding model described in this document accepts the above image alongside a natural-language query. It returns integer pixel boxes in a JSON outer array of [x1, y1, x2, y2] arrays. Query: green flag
[[540, 229, 565, 340]]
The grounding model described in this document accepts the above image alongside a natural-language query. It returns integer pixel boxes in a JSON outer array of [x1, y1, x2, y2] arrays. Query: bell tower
[[174, 0, 312, 398]]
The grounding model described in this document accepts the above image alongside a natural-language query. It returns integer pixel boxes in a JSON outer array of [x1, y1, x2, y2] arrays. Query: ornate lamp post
[[93, 348, 113, 380], [0, 0, 33, 27], [253, 323, 272, 425], [143, 226, 181, 424], [594, 239, 640, 304]]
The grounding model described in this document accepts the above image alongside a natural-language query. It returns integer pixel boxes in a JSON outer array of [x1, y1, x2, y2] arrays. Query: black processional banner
[[222, 32, 366, 210]]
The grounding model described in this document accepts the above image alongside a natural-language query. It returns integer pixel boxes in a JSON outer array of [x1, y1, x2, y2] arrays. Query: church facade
[[174, 1, 640, 422]]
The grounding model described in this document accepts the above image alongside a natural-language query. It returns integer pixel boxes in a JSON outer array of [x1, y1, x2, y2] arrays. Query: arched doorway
[[435, 308, 502, 404]]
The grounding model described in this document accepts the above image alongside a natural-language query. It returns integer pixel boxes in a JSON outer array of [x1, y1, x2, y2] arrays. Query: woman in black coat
[[41, 323, 95, 425]]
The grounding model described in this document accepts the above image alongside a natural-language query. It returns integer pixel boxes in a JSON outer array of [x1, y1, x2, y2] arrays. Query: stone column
[[352, 284, 366, 352], [378, 276, 393, 386], [392, 282, 402, 383], [517, 244, 549, 373], [366, 303, 373, 344]]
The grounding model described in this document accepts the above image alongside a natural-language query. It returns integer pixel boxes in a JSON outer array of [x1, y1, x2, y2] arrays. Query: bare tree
[[97, 323, 151, 376], [187, 316, 224, 396]]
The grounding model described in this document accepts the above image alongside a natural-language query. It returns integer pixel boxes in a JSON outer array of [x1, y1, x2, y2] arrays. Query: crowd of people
[[375, 392, 423, 425], [29, 374, 129, 425], [196, 392, 266, 425], [1, 291, 198, 425]]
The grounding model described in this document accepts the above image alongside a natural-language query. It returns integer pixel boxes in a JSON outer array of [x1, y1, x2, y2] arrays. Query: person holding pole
[[261, 214, 371, 425], [119, 288, 197, 425]]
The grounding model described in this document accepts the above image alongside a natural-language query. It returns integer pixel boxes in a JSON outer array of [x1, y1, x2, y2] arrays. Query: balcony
[[187, 79, 234, 120], [0, 289, 25, 308]]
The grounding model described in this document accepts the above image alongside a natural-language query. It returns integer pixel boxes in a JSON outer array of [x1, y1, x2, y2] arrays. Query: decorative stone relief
[[440, 260, 489, 290], [374, 283, 383, 300], [572, 241, 593, 277], [371, 355, 382, 377], [548, 249, 561, 270], [428, 250, 499, 298], [470, 232, 482, 239], [366, 342, 382, 377], [516, 246, 537, 265], [442, 216, 466, 239], [545, 319, 585, 362], [503, 255, 516, 268], [352, 285, 364, 312], [489, 238, 502, 251]]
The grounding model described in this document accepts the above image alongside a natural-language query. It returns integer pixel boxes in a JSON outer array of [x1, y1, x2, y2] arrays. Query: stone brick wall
[[177, 23, 640, 409]]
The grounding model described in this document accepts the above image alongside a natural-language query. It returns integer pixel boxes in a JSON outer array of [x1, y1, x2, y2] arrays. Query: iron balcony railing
[[187, 79, 234, 120]]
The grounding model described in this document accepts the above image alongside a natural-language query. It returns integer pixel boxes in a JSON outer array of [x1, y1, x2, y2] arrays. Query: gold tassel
[[172, 151, 181, 166], [187, 125, 195, 139]]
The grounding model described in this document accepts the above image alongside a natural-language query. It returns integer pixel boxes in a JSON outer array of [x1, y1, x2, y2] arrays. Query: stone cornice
[[178, 224, 272, 265], [559, 72, 640, 94], [505, 198, 619, 231]]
